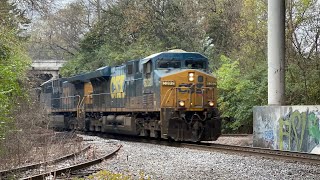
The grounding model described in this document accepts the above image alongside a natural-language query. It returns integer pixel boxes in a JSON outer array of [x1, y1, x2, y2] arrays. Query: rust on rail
[[0, 145, 91, 178], [22, 144, 122, 180]]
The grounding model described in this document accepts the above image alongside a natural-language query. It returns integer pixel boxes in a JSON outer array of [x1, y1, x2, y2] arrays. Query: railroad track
[[95, 133, 320, 164], [82, 132, 320, 165], [79, 131, 320, 167], [0, 145, 91, 178], [179, 143, 320, 164], [22, 144, 122, 180]]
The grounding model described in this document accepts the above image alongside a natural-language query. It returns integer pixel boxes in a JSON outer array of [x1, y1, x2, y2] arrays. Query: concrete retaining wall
[[253, 106, 320, 154]]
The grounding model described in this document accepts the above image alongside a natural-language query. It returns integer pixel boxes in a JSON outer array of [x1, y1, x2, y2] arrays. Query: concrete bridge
[[31, 59, 66, 79]]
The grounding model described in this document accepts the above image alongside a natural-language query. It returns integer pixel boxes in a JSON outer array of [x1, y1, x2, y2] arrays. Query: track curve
[[22, 144, 122, 180], [0, 145, 91, 178]]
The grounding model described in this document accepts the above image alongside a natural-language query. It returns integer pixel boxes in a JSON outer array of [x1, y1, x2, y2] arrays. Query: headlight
[[188, 72, 194, 81], [179, 100, 185, 107], [208, 101, 214, 107]]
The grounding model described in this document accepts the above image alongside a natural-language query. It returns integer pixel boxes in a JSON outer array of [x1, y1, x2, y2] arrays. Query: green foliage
[[203, 0, 242, 70], [73, 170, 151, 180], [61, 0, 205, 76], [88, 170, 132, 180], [217, 55, 267, 133], [0, 27, 31, 139], [213, 0, 268, 133], [61, 39, 163, 76]]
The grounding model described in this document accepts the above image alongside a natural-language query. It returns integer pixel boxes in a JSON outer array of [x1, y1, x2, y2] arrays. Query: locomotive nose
[[160, 70, 217, 110]]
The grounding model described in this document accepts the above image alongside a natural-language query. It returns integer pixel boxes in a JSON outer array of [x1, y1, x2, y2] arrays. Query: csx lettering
[[110, 75, 125, 98]]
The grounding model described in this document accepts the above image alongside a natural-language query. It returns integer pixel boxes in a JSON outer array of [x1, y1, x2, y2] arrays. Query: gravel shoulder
[[85, 136, 320, 180]]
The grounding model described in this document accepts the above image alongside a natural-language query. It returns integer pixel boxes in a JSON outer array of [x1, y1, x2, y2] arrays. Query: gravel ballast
[[86, 136, 320, 180]]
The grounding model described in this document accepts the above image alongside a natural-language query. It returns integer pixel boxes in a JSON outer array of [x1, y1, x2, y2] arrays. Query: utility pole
[[268, 0, 285, 105], [97, 0, 101, 22]]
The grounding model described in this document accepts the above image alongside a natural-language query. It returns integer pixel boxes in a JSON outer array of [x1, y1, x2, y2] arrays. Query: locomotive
[[40, 50, 221, 141]]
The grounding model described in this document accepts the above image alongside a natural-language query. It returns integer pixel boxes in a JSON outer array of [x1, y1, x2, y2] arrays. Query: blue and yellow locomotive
[[41, 50, 221, 141]]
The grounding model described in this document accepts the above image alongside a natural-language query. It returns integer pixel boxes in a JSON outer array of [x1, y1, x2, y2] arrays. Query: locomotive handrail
[[51, 95, 80, 99], [76, 95, 85, 119], [50, 86, 214, 110], [200, 87, 214, 102], [51, 95, 80, 111], [176, 86, 194, 108], [161, 86, 192, 107], [87, 92, 126, 111], [161, 87, 174, 106], [90, 92, 111, 95]]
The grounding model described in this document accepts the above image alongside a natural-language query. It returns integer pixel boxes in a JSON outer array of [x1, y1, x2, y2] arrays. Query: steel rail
[[79, 133, 320, 167], [220, 134, 252, 137], [22, 145, 122, 180], [181, 143, 320, 164], [80, 132, 320, 164], [0, 145, 91, 178], [78, 132, 320, 165]]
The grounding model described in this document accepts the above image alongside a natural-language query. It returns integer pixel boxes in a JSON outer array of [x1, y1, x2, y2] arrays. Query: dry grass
[[0, 74, 82, 171]]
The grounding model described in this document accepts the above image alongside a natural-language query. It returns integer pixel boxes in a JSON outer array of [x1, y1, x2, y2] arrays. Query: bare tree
[[286, 0, 320, 103], [28, 1, 94, 59]]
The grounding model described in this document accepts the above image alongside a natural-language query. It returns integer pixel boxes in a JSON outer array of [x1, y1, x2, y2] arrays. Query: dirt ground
[[214, 135, 253, 146]]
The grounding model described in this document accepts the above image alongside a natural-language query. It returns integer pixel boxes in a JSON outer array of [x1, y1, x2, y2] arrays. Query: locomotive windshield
[[156, 59, 207, 70], [185, 60, 206, 69], [154, 53, 208, 71], [157, 59, 181, 69]]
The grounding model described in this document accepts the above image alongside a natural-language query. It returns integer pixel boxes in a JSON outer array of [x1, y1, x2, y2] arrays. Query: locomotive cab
[[140, 50, 221, 141]]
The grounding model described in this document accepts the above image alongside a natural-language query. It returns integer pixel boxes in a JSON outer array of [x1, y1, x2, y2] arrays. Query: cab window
[[157, 59, 181, 69], [143, 60, 152, 78], [134, 61, 139, 73], [185, 60, 206, 69], [127, 64, 133, 75]]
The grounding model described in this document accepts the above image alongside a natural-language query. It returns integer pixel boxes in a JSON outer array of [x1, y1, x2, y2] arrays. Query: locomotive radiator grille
[[143, 94, 154, 109]]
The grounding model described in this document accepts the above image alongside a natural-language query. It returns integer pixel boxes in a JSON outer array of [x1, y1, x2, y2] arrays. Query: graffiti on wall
[[263, 130, 274, 147], [278, 108, 320, 153]]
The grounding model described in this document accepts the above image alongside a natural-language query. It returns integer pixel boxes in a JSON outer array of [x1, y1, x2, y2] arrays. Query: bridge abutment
[[31, 59, 66, 80]]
